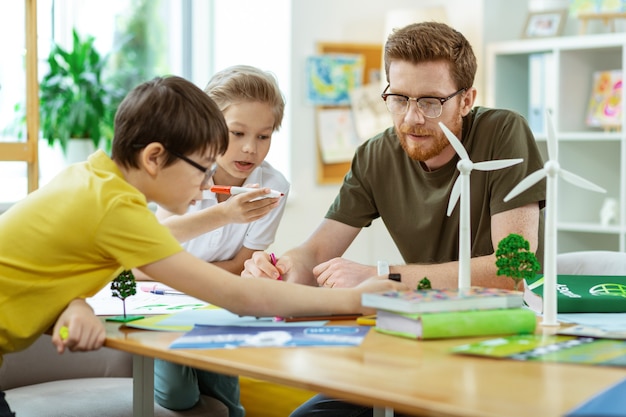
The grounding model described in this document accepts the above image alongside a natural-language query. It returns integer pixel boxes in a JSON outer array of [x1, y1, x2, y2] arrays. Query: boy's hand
[[51, 298, 106, 354], [353, 276, 408, 314], [219, 186, 281, 224]]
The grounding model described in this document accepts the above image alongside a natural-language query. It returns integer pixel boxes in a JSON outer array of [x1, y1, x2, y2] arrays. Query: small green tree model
[[495, 233, 541, 291], [417, 277, 432, 290], [108, 270, 143, 322]]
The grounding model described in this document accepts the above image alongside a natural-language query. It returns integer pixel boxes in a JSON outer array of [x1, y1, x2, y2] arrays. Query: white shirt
[[182, 161, 290, 261]]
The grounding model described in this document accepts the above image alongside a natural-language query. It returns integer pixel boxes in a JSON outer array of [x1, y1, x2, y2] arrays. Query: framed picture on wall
[[305, 54, 364, 106], [522, 10, 567, 38], [586, 69, 623, 129]]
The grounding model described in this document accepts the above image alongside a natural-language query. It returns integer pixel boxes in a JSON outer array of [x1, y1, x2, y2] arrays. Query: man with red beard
[[243, 21, 545, 296]]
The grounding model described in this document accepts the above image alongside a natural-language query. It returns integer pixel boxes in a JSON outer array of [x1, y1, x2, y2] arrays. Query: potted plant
[[39, 28, 122, 160]]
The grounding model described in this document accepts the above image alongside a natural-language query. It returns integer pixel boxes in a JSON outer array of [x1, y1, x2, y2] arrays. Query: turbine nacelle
[[457, 159, 473, 173], [544, 160, 560, 176]]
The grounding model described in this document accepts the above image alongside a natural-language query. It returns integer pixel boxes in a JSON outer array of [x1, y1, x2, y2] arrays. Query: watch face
[[377, 260, 390, 275]]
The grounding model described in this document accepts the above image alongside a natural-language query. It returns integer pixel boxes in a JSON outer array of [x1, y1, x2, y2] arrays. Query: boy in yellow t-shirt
[[0, 75, 404, 416]]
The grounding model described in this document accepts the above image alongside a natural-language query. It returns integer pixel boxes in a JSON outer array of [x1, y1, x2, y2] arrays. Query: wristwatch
[[377, 260, 389, 275], [377, 260, 401, 282]]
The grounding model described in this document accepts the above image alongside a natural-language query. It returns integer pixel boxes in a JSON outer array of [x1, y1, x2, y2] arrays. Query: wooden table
[[105, 321, 625, 417]]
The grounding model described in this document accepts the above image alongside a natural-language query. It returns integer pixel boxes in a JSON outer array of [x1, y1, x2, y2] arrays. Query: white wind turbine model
[[504, 111, 606, 326], [439, 122, 523, 289]]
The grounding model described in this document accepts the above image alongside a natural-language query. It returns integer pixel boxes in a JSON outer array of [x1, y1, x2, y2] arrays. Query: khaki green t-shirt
[[326, 107, 545, 265]]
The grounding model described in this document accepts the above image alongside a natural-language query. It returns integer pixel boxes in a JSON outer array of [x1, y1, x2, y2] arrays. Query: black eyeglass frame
[[132, 143, 217, 186], [380, 85, 467, 118]]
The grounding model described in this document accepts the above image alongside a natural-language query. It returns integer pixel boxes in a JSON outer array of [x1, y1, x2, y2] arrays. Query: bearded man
[[243, 21, 545, 292]]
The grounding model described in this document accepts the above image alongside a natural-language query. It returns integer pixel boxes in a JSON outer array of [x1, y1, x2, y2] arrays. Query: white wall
[[271, 0, 485, 267]]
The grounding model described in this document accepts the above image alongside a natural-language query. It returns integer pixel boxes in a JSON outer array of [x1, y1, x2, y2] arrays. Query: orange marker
[[210, 185, 283, 199]]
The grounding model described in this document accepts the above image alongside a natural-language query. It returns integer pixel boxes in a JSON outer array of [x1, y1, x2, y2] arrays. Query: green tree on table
[[495, 233, 541, 291], [108, 270, 144, 322]]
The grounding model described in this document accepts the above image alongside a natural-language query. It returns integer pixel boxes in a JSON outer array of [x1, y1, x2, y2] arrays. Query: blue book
[[565, 377, 626, 416], [170, 324, 370, 349]]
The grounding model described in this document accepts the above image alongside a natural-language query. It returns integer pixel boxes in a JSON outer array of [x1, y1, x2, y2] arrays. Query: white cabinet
[[486, 33, 625, 253]]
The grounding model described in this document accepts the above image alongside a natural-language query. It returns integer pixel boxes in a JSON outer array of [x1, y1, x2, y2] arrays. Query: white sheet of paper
[[86, 284, 208, 316], [558, 313, 626, 332]]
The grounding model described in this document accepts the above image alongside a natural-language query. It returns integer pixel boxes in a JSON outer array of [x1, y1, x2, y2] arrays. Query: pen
[[270, 252, 284, 321], [210, 185, 284, 199], [141, 284, 184, 295], [283, 314, 363, 323], [356, 315, 376, 326], [149, 289, 185, 295], [269, 252, 282, 281]]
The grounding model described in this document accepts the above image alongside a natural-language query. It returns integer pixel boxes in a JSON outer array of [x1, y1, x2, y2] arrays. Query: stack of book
[[361, 287, 536, 340]]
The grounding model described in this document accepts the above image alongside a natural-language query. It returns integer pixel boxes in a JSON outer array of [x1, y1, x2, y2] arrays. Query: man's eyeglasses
[[132, 143, 217, 187], [381, 85, 466, 118], [166, 148, 217, 187]]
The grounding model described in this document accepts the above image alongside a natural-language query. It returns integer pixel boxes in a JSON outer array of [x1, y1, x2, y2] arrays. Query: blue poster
[[306, 54, 364, 105]]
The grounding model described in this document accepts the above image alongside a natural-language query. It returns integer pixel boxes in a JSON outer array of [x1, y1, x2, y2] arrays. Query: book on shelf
[[374, 308, 537, 340], [528, 52, 555, 134], [361, 287, 523, 314], [524, 274, 626, 313], [452, 334, 626, 368]]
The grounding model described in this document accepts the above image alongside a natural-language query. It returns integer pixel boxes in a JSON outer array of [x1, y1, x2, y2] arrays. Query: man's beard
[[396, 112, 463, 161]]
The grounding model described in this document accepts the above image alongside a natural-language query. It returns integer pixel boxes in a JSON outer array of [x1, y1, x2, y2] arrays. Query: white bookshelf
[[486, 32, 626, 253]]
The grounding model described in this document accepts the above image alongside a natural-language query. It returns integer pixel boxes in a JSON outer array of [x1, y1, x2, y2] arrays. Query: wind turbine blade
[[545, 110, 558, 161], [474, 158, 523, 171], [504, 169, 547, 202], [439, 122, 469, 160], [447, 177, 462, 216], [559, 169, 607, 194]]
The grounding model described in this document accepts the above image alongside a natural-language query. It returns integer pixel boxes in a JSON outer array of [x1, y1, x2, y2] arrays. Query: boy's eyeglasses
[[381, 85, 466, 118], [132, 143, 217, 187], [165, 149, 217, 187]]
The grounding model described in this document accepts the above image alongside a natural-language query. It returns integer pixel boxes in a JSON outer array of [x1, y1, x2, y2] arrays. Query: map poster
[[306, 54, 364, 105]]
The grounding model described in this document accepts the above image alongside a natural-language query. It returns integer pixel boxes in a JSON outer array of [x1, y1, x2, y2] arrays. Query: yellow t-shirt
[[0, 150, 183, 360]]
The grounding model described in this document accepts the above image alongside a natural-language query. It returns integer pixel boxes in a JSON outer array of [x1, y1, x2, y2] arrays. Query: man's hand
[[314, 258, 378, 288], [51, 298, 105, 354], [242, 251, 287, 280]]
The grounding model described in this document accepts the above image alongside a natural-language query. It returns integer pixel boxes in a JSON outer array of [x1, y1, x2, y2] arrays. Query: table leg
[[132, 354, 155, 417], [373, 406, 394, 417]]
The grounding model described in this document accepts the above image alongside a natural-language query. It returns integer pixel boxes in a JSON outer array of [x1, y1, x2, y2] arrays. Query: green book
[[374, 308, 537, 340], [524, 274, 626, 313], [452, 334, 626, 368]]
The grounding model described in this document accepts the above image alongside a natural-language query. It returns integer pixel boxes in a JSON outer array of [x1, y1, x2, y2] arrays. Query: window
[[0, 0, 292, 206], [0, 0, 184, 204]]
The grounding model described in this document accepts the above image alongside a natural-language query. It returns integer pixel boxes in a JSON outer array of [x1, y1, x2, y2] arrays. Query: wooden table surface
[[105, 321, 625, 417]]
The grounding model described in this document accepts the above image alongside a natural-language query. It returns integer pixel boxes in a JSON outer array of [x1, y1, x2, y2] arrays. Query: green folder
[[525, 274, 626, 313]]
